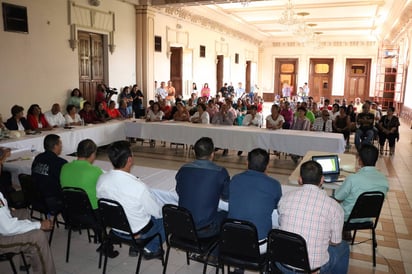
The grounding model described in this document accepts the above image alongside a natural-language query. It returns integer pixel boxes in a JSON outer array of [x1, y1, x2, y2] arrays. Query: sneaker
[[129, 246, 139, 257], [142, 248, 164, 260]]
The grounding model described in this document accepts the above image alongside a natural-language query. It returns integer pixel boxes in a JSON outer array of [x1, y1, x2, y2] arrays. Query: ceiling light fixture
[[278, 0, 299, 28]]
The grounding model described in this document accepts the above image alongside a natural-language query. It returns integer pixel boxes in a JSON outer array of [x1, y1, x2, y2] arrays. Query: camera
[[105, 87, 118, 96]]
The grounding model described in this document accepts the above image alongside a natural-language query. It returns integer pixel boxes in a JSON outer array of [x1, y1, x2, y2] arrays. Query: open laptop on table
[[312, 154, 342, 183]]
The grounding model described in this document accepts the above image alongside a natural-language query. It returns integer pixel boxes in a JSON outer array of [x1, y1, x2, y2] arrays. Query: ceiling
[[149, 0, 399, 43]]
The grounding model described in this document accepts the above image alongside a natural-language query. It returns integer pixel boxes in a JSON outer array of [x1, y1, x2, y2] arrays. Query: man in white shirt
[[312, 110, 333, 132], [238, 105, 262, 156], [44, 103, 66, 127], [155, 81, 168, 101], [96, 140, 165, 260], [1, 148, 55, 274], [235, 82, 245, 99]]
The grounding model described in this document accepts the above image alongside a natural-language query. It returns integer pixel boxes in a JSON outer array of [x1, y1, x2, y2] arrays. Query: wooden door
[[216, 55, 224, 93], [270, 58, 298, 102], [170, 47, 183, 97], [309, 58, 333, 102], [344, 59, 371, 103], [78, 31, 104, 107], [245, 60, 251, 93]]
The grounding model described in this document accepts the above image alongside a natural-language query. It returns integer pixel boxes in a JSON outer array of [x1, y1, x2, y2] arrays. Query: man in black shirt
[[354, 101, 375, 150], [31, 134, 67, 217]]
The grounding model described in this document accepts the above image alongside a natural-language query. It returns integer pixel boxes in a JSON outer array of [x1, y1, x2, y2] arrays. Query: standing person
[[166, 80, 176, 104], [281, 82, 291, 99], [68, 88, 84, 110], [377, 106, 400, 155], [228, 149, 282, 253], [235, 82, 245, 99], [220, 83, 228, 98], [334, 144, 389, 222], [96, 141, 165, 259], [31, 134, 68, 218], [277, 160, 349, 273], [175, 137, 230, 238], [131, 84, 145, 118], [201, 83, 211, 100], [155, 81, 168, 101], [119, 86, 133, 116], [191, 82, 198, 96], [303, 82, 310, 98]]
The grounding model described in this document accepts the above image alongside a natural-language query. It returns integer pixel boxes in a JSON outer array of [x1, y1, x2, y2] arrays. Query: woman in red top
[[27, 104, 52, 131], [107, 100, 122, 119]]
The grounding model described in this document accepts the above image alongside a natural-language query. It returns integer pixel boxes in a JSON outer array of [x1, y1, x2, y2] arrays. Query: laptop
[[311, 155, 340, 183]]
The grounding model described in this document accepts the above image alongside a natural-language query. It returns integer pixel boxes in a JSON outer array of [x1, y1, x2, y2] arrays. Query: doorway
[[78, 31, 105, 107], [309, 58, 334, 102], [170, 47, 183, 98], [269, 58, 298, 102], [344, 58, 371, 103]]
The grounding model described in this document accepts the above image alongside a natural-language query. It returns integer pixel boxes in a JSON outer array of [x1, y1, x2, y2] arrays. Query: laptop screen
[[311, 155, 340, 175]]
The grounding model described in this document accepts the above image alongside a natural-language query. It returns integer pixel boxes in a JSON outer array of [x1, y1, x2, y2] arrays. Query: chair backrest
[[219, 219, 261, 262], [18, 173, 45, 208], [347, 191, 385, 227], [267, 229, 312, 272], [162, 204, 199, 244], [62, 187, 96, 227], [98, 198, 133, 235]]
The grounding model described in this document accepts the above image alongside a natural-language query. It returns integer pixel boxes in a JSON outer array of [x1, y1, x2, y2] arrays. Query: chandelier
[[278, 0, 299, 27]]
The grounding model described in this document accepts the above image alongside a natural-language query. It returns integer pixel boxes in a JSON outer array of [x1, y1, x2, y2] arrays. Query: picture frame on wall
[[155, 36, 162, 52], [2, 2, 28, 33]]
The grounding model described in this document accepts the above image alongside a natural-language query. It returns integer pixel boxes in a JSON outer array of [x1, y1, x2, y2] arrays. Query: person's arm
[[141, 187, 162, 219]]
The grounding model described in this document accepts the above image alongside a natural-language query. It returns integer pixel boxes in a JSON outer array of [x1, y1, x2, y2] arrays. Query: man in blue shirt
[[175, 137, 230, 238], [228, 149, 282, 247]]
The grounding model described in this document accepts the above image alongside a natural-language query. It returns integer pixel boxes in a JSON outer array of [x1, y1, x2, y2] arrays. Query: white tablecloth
[[0, 120, 126, 155], [125, 120, 346, 156]]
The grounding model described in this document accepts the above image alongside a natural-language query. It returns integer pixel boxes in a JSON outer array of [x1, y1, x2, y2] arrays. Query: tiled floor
[[1, 113, 411, 273]]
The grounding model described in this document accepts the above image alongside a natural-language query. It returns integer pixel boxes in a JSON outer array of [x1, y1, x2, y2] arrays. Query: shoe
[[222, 149, 228, 156], [237, 151, 243, 156], [129, 246, 139, 257], [96, 244, 119, 258], [143, 248, 164, 260]]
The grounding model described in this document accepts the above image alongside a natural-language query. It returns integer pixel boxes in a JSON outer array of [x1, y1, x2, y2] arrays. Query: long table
[[0, 120, 126, 155], [125, 119, 346, 156]]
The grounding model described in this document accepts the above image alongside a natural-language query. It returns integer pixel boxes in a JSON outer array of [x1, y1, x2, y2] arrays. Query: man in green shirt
[[60, 139, 102, 209], [60, 139, 118, 258]]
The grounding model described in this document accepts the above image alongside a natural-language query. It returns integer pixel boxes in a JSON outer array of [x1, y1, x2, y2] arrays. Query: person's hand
[[40, 219, 53, 231]]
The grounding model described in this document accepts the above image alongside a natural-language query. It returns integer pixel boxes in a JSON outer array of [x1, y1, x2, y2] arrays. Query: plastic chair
[[267, 229, 319, 273], [62, 187, 99, 262], [98, 198, 164, 274], [343, 191, 385, 267], [162, 204, 219, 274], [0, 251, 29, 274], [216, 219, 267, 274]]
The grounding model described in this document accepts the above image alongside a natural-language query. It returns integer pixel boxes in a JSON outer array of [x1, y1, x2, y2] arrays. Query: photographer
[[96, 84, 118, 110]]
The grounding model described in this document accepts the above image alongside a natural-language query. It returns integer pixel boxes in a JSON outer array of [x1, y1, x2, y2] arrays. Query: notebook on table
[[311, 154, 341, 183]]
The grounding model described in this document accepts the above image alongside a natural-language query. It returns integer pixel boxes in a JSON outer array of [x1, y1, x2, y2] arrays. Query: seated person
[[118, 99, 129, 118], [146, 102, 164, 122], [291, 106, 311, 131], [79, 101, 98, 124], [64, 104, 82, 126], [159, 99, 172, 120], [60, 139, 118, 258], [175, 137, 230, 238], [266, 104, 285, 130], [44, 103, 66, 128], [280, 101, 293, 129], [206, 99, 219, 121], [277, 160, 349, 273], [242, 105, 262, 127], [5, 105, 30, 131], [354, 101, 375, 150], [0, 191, 55, 274], [334, 144, 389, 222], [96, 141, 165, 259], [228, 149, 282, 253], [27, 104, 52, 131], [333, 106, 351, 148], [106, 100, 122, 119], [95, 101, 111, 122], [31, 134, 68, 218], [190, 103, 210, 124], [377, 106, 400, 155], [173, 101, 190, 122], [312, 109, 332, 132], [0, 147, 15, 205]]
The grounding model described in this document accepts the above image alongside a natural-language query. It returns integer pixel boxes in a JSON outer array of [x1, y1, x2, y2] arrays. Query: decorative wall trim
[[159, 7, 260, 45], [215, 40, 228, 57], [387, 2, 412, 43], [68, 1, 116, 53], [271, 41, 376, 48], [166, 26, 189, 58]]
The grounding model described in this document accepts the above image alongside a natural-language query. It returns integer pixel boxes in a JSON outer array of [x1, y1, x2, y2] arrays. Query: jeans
[[113, 217, 165, 253], [275, 241, 349, 274], [355, 128, 374, 149]]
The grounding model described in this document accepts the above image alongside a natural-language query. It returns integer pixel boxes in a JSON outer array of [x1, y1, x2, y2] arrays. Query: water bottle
[[30, 145, 36, 159], [81, 118, 85, 126]]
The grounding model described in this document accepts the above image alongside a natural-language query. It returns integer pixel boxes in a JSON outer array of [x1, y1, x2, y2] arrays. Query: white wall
[[0, 0, 136, 116]]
